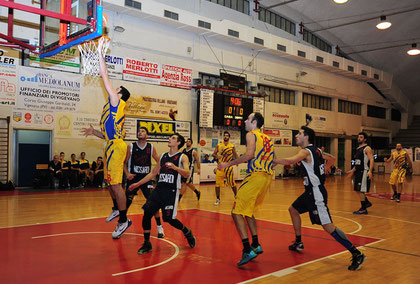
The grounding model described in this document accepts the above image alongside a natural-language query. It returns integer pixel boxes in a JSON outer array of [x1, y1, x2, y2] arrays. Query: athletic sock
[[194, 189, 199, 194], [331, 228, 359, 254], [119, 209, 127, 223], [155, 217, 162, 226], [112, 198, 118, 210], [360, 201, 366, 210], [144, 232, 150, 242], [126, 196, 133, 209], [397, 193, 401, 199], [181, 226, 189, 235], [251, 235, 259, 248], [295, 235, 302, 243], [216, 195, 220, 200], [242, 238, 251, 253]]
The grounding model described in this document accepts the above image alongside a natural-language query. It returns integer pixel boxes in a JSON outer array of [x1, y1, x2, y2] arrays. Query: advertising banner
[[160, 64, 192, 89], [199, 89, 214, 128], [0, 47, 18, 106], [54, 112, 100, 138], [12, 108, 55, 129], [263, 128, 293, 146], [125, 118, 191, 142], [17, 67, 82, 112], [29, 47, 80, 73], [105, 54, 124, 80], [253, 97, 265, 115], [123, 58, 161, 85], [306, 113, 327, 130], [125, 95, 178, 120]]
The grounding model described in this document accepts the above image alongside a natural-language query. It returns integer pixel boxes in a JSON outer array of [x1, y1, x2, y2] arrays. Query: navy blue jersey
[[127, 142, 153, 179], [299, 145, 325, 190], [353, 145, 370, 172], [156, 152, 184, 191]]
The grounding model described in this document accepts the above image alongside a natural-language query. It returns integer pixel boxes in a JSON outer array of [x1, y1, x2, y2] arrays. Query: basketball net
[[78, 36, 111, 77]]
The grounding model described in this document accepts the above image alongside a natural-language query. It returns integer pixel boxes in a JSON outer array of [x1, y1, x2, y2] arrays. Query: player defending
[[81, 40, 131, 239], [124, 127, 164, 238], [219, 113, 274, 266], [275, 126, 366, 270], [347, 132, 374, 214], [384, 143, 413, 202], [128, 133, 196, 255], [213, 131, 238, 205], [179, 138, 201, 201]]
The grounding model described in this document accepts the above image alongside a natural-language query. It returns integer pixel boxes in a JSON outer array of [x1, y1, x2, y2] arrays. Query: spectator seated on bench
[[48, 155, 63, 189], [78, 152, 91, 187], [91, 156, 104, 188]]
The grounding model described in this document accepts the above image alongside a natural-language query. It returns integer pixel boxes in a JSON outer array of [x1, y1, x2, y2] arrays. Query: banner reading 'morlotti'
[[17, 67, 81, 112]]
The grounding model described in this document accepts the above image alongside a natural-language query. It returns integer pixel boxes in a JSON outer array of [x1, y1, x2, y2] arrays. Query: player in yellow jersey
[[212, 131, 238, 205], [384, 143, 413, 202], [82, 40, 132, 239], [219, 113, 274, 266]]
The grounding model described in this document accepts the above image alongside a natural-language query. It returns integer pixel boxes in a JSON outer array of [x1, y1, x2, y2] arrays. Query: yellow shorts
[[389, 168, 406, 185], [104, 139, 127, 185], [215, 166, 235, 188], [232, 172, 272, 217]]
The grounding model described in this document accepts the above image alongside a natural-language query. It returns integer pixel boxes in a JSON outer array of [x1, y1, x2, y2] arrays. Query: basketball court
[[1, 0, 420, 283], [1, 174, 419, 283]]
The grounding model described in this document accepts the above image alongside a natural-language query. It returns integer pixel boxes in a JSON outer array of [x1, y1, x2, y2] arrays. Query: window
[[207, 0, 250, 15], [125, 0, 141, 9], [277, 44, 286, 52], [367, 105, 386, 119], [164, 10, 179, 20], [391, 109, 401, 121], [303, 93, 331, 111], [254, 37, 264, 45], [228, 29, 239, 38], [258, 84, 295, 105], [198, 20, 211, 29], [302, 29, 332, 53], [258, 7, 296, 35], [338, 100, 361, 115]]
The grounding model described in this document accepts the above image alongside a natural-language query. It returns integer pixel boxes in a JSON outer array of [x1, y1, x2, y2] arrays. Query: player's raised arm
[[219, 132, 255, 169], [274, 149, 310, 165], [98, 40, 119, 107]]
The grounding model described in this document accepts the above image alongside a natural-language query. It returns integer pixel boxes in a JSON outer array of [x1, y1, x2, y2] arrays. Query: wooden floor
[[1, 174, 419, 283]]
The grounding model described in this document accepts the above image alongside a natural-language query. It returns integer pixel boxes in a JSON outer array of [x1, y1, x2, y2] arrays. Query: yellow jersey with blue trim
[[392, 150, 408, 170], [247, 129, 274, 175], [217, 142, 235, 163], [100, 98, 126, 141]]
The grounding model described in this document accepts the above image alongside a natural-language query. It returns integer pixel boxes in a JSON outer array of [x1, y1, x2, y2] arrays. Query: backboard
[[39, 0, 104, 58]]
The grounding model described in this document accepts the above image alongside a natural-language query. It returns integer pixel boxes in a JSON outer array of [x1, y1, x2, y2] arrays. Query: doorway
[[14, 130, 51, 187]]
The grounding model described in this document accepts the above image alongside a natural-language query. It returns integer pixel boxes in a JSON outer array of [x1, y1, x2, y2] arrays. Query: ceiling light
[[333, 0, 349, 4], [376, 16, 391, 30], [113, 26, 125, 32], [407, 43, 420, 56]]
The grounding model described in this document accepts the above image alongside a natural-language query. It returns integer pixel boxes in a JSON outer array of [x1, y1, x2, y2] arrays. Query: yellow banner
[[125, 95, 178, 120]]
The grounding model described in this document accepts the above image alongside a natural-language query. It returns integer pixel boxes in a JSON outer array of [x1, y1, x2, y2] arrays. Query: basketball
[[102, 13, 108, 27]]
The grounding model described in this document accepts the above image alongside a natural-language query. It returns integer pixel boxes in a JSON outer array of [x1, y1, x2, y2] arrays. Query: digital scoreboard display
[[213, 94, 253, 129], [223, 96, 244, 127]]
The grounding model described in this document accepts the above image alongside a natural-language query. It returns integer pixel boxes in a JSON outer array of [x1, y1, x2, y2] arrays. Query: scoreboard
[[213, 94, 253, 128]]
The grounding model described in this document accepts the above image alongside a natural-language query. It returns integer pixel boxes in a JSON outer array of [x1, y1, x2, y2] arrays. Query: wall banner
[[29, 47, 80, 73], [125, 95, 178, 120], [12, 108, 55, 129], [54, 112, 100, 138], [0, 47, 18, 106], [17, 67, 82, 112], [105, 54, 124, 80], [263, 128, 293, 146], [306, 113, 327, 130], [125, 118, 191, 142], [160, 64, 192, 89], [123, 58, 161, 85]]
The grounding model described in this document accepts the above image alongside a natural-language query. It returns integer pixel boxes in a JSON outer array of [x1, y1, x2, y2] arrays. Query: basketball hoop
[[78, 36, 111, 77]]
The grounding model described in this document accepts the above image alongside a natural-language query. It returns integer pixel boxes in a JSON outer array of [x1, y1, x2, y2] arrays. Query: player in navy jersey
[[128, 133, 196, 255], [275, 126, 366, 271], [123, 127, 164, 238], [347, 132, 374, 214], [179, 138, 201, 201]]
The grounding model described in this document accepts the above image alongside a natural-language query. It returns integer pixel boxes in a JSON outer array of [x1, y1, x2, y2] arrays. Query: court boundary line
[[238, 239, 385, 284], [31, 231, 180, 276]]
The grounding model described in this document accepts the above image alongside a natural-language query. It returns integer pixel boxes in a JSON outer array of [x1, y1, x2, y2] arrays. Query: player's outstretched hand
[[127, 174, 135, 181], [128, 183, 138, 191], [218, 162, 228, 170], [81, 124, 94, 137], [346, 170, 354, 178]]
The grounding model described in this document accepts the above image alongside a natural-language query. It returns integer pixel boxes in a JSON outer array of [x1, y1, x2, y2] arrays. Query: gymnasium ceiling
[[260, 0, 420, 103]]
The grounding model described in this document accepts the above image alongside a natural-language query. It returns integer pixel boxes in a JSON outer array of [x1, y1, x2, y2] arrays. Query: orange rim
[[80, 35, 111, 47]]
